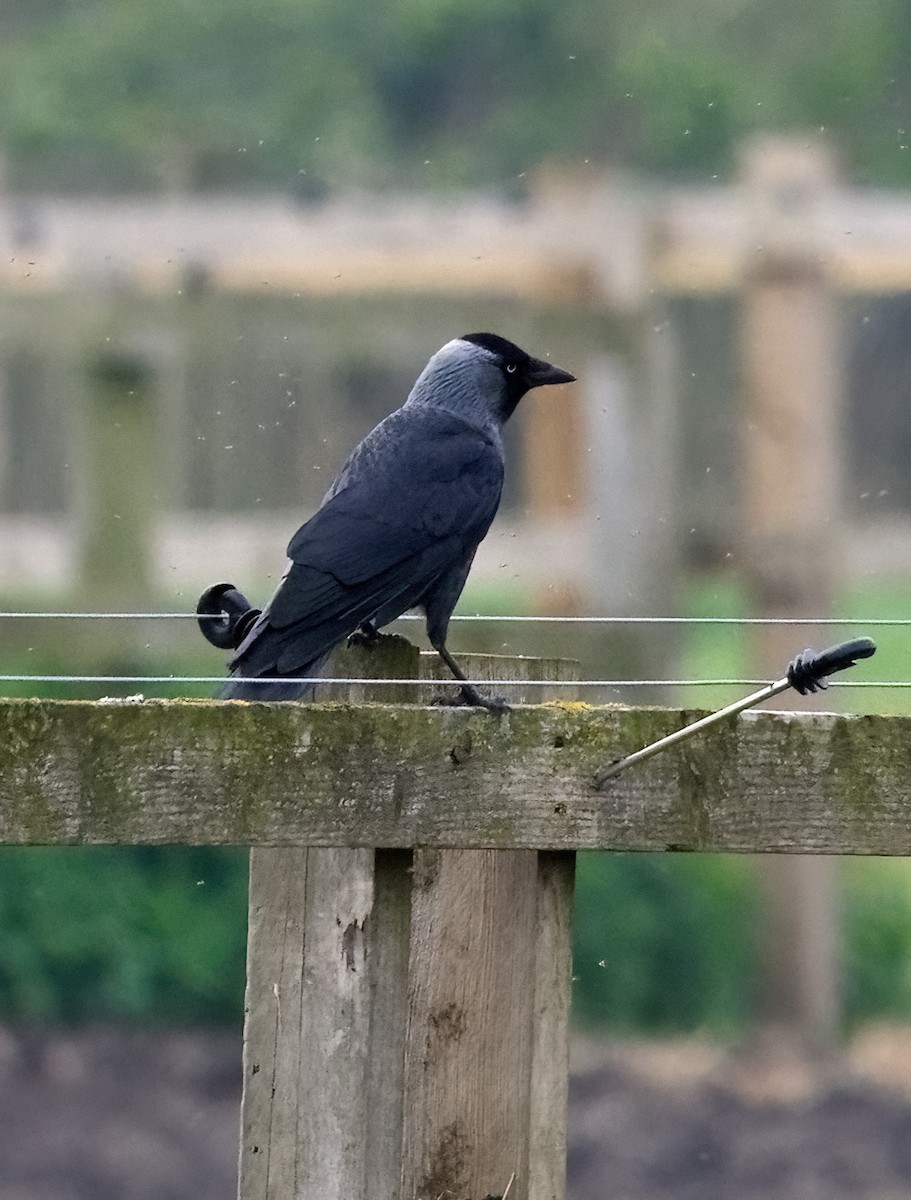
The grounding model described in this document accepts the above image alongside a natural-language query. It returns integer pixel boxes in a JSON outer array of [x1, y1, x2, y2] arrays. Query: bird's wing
[[231, 410, 503, 676]]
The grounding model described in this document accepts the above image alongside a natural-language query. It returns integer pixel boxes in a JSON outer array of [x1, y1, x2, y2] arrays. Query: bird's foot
[[346, 621, 381, 650], [433, 683, 509, 715]]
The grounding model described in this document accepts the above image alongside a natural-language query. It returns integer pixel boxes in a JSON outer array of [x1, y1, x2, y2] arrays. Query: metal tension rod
[[593, 637, 877, 788]]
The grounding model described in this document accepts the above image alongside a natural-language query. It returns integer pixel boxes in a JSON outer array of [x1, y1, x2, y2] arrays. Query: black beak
[[525, 357, 576, 388]]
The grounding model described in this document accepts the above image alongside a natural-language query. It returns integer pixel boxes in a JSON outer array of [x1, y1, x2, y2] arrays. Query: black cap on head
[[461, 332, 575, 386], [461, 332, 529, 360], [459, 331, 575, 419]]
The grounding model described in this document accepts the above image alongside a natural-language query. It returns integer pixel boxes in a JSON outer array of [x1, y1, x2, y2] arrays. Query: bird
[[197, 332, 575, 708]]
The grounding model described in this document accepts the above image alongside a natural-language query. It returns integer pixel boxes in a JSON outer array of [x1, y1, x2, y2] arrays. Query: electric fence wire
[[0, 611, 901, 689], [0, 675, 899, 688], [1, 612, 911, 626]]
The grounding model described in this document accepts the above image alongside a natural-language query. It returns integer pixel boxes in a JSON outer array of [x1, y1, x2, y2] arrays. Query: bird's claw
[[787, 648, 829, 695], [346, 621, 380, 650], [433, 684, 509, 715]]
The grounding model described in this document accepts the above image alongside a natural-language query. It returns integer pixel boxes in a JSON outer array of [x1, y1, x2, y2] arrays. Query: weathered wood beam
[[0, 700, 905, 853], [238, 648, 577, 1200]]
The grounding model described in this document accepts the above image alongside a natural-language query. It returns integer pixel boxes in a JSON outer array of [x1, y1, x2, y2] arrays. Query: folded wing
[[230, 408, 504, 678]]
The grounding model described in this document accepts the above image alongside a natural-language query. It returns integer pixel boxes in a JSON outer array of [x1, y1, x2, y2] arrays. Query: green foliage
[[572, 853, 757, 1033], [572, 854, 911, 1034], [842, 859, 911, 1024], [4, 844, 911, 1032], [3, 0, 911, 190], [0, 846, 247, 1023]]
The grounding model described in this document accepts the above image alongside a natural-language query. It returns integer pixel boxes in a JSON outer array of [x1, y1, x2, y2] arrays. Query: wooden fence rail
[[0, 645, 905, 1200], [2, 696, 907, 854]]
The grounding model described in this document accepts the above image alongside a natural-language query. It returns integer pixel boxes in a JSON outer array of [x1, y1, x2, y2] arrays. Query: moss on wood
[[0, 699, 909, 853]]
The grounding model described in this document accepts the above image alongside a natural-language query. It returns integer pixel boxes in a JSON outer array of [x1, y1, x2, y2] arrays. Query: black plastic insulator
[[787, 637, 877, 695], [196, 582, 261, 650]]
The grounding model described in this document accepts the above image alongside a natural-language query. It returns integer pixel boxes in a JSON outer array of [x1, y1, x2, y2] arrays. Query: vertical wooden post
[[402, 652, 577, 1200], [79, 350, 157, 604], [523, 379, 587, 615], [402, 847, 539, 1198], [239, 637, 420, 1200], [238, 645, 578, 1200], [400, 846, 577, 1199], [529, 850, 576, 1200], [741, 137, 841, 1041]]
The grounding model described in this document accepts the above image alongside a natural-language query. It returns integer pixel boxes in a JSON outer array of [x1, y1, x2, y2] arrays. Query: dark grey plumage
[[200, 333, 575, 705]]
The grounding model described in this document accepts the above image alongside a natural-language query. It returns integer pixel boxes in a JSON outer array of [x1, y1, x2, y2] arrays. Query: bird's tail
[[197, 581, 330, 700], [216, 672, 323, 702]]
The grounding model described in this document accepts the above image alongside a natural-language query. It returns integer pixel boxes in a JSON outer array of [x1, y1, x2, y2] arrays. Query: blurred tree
[[0, 846, 247, 1024], [572, 853, 758, 1033], [1, 844, 910, 1030], [2, 0, 910, 192]]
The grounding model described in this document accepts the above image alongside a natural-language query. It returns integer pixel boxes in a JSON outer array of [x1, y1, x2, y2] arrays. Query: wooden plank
[[401, 848, 539, 1200], [239, 638, 422, 1200], [239, 847, 384, 1200], [400, 651, 577, 1200], [364, 849, 413, 1200], [239, 848, 414, 1200], [741, 138, 842, 1042], [294, 847, 376, 1200], [0, 700, 906, 853], [78, 351, 157, 604], [239, 847, 309, 1200], [529, 851, 575, 1200]]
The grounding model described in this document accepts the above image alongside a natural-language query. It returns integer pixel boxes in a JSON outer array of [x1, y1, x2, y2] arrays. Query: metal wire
[[0, 674, 901, 688], [1, 612, 911, 626], [0, 611, 898, 687], [0, 612, 208, 619]]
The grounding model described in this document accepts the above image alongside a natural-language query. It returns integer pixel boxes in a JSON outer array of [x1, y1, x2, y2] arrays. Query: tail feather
[[217, 650, 330, 701], [217, 676, 319, 701]]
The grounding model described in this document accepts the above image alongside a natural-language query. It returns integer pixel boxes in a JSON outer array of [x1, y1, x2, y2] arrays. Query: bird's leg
[[433, 642, 509, 715], [346, 620, 381, 649]]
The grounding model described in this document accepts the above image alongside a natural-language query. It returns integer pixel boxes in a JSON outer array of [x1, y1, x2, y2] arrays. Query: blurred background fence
[[6, 144, 911, 615]]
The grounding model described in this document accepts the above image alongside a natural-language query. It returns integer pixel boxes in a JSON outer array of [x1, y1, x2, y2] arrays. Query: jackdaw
[[197, 333, 575, 707]]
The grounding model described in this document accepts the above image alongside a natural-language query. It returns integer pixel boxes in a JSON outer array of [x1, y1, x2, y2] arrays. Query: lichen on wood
[[0, 698, 909, 853]]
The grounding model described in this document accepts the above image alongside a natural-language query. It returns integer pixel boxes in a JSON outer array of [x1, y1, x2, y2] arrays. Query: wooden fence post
[[239, 636, 420, 1200], [238, 644, 578, 1200], [740, 137, 842, 1041], [79, 349, 157, 604], [404, 652, 578, 1200], [523, 374, 587, 615]]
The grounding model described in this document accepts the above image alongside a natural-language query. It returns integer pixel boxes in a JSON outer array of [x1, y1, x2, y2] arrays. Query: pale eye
[[506, 363, 518, 374]]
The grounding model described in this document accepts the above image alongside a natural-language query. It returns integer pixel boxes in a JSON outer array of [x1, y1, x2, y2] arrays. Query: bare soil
[[569, 1027, 911, 1200], [2, 1024, 911, 1199]]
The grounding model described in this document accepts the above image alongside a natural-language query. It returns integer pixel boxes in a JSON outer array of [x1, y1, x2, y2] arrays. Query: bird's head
[[410, 333, 575, 426], [459, 332, 575, 421]]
